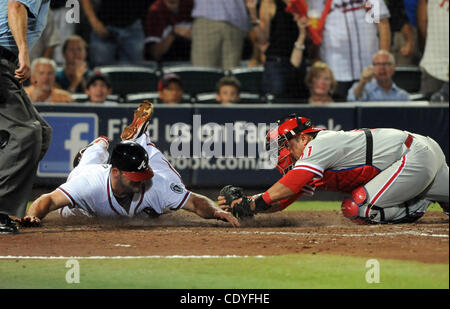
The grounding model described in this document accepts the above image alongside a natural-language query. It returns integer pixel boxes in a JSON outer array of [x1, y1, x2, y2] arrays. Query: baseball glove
[[219, 185, 246, 205], [219, 185, 255, 219], [230, 197, 255, 219]]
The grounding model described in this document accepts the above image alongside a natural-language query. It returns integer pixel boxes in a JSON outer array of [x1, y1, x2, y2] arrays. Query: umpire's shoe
[[0, 213, 19, 235], [439, 202, 449, 216], [121, 101, 154, 141]]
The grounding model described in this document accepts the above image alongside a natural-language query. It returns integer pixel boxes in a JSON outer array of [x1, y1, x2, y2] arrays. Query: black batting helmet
[[110, 141, 154, 182]]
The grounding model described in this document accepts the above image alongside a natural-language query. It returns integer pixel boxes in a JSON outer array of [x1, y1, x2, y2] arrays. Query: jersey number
[[301, 146, 313, 159]]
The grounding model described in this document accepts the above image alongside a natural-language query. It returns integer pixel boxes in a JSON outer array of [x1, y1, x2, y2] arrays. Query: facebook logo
[[37, 113, 98, 177]]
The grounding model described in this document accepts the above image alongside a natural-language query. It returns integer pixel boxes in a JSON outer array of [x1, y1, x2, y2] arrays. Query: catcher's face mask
[[277, 148, 294, 175]]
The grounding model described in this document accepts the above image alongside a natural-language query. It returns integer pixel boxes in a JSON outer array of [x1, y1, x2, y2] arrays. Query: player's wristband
[[254, 195, 271, 213], [262, 191, 273, 204]]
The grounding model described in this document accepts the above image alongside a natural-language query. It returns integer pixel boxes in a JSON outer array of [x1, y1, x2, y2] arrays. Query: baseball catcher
[[218, 113, 449, 224]]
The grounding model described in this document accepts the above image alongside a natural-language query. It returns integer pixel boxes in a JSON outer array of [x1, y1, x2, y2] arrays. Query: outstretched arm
[[228, 170, 316, 216], [20, 190, 71, 226], [183, 192, 240, 227]]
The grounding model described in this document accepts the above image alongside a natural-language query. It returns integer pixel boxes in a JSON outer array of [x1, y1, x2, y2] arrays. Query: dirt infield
[[1, 210, 448, 264]]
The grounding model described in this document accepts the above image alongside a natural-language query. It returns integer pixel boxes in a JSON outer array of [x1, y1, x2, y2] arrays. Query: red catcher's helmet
[[277, 114, 323, 149]]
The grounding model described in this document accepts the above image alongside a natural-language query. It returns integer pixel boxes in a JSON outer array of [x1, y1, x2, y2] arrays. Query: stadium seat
[[162, 66, 225, 96], [71, 93, 88, 103], [195, 92, 265, 104], [70, 93, 121, 103], [393, 66, 422, 93], [95, 65, 161, 98], [125, 92, 194, 104], [230, 66, 264, 94], [266, 94, 308, 104]]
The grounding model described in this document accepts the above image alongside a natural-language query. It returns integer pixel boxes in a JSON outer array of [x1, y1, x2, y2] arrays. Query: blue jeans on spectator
[[89, 20, 144, 67]]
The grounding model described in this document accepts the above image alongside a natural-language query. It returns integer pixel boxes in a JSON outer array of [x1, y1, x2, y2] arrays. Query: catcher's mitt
[[219, 185, 245, 205], [230, 197, 255, 219], [219, 185, 254, 219]]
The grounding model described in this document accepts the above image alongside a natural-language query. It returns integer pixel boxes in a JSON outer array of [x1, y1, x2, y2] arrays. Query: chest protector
[[313, 165, 380, 193], [312, 128, 379, 193]]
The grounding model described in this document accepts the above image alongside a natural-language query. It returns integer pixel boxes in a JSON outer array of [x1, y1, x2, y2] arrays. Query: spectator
[[430, 81, 449, 103], [51, 0, 77, 65], [158, 74, 184, 104], [347, 50, 410, 102], [55, 36, 91, 93], [29, 9, 61, 64], [304, 61, 337, 105], [25, 58, 73, 103], [246, 27, 267, 67], [191, 0, 250, 69], [248, 0, 308, 99], [387, 0, 420, 66], [80, 0, 153, 67], [85, 73, 115, 104], [307, 0, 391, 100], [215, 76, 241, 105], [417, 0, 449, 99], [144, 0, 193, 63]]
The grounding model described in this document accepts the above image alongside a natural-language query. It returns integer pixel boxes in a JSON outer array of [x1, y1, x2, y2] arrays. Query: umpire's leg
[[0, 59, 52, 217]]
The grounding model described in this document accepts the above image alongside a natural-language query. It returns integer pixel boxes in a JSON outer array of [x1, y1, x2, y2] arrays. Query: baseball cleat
[[72, 136, 110, 168], [121, 101, 154, 141], [0, 213, 19, 234]]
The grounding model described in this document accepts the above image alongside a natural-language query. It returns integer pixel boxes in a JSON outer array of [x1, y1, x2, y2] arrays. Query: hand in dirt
[[214, 210, 240, 227], [15, 216, 41, 227]]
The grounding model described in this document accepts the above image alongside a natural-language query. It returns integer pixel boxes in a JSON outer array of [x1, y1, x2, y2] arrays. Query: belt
[[0, 45, 18, 64], [265, 55, 290, 63], [405, 134, 413, 148]]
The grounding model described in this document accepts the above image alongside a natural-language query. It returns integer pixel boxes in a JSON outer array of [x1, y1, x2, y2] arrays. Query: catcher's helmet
[[110, 141, 154, 182], [276, 113, 323, 149]]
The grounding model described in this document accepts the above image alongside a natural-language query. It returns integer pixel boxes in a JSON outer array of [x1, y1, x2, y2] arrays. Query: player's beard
[[117, 175, 142, 195]]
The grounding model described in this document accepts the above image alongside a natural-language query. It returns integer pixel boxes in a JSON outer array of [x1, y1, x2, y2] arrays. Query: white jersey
[[420, 0, 449, 82], [136, 132, 183, 186], [308, 0, 390, 81], [59, 164, 191, 218], [60, 134, 189, 218]]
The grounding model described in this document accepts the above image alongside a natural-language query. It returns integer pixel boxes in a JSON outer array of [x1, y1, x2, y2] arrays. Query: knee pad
[[341, 187, 369, 219]]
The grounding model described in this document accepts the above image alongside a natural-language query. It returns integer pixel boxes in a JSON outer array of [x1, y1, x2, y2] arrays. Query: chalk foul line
[[0, 255, 266, 260]]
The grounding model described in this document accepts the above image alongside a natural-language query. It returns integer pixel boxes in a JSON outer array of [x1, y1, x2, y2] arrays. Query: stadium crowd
[[29, 0, 449, 104]]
